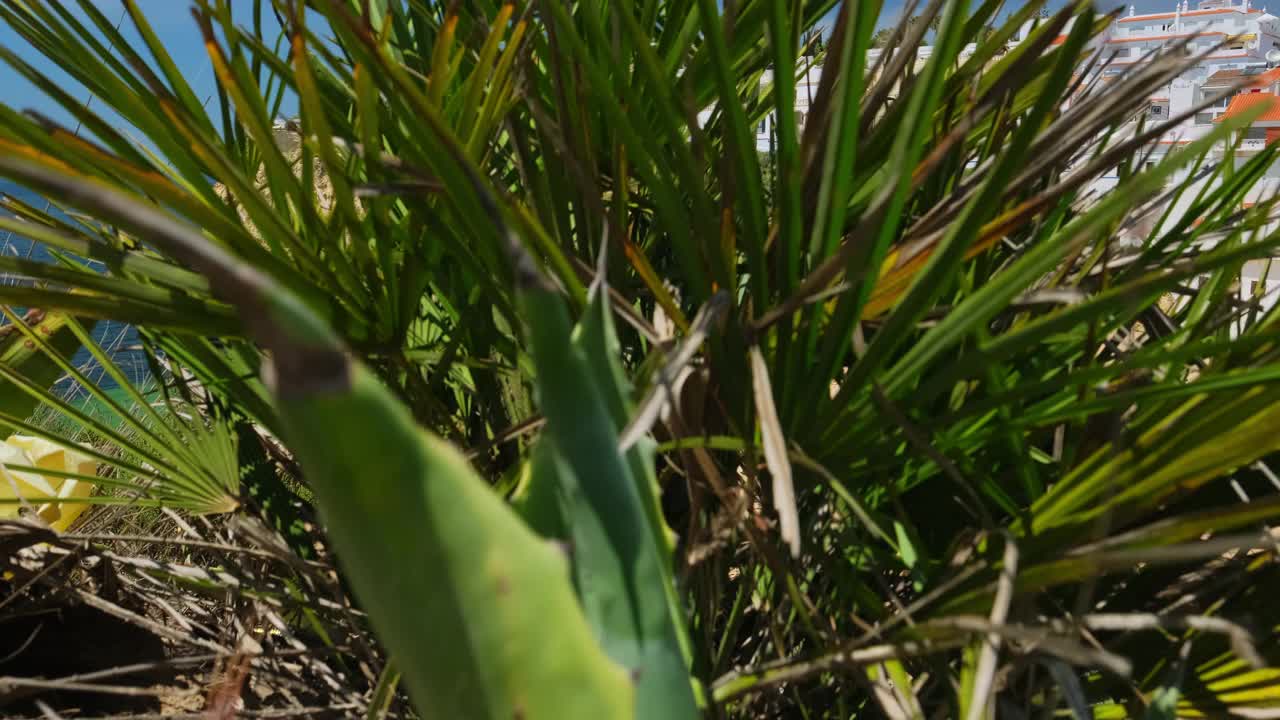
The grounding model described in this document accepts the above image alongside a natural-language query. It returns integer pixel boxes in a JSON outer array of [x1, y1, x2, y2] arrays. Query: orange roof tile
[[1216, 91, 1280, 122], [1252, 67, 1280, 88]]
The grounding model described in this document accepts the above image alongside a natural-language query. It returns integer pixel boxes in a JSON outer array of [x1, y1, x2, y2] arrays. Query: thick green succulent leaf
[[522, 283, 699, 719], [510, 436, 568, 541], [278, 362, 633, 720], [0, 155, 631, 720], [574, 283, 683, 580]]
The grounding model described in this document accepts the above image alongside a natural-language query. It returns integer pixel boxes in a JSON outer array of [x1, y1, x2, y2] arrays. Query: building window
[[1150, 104, 1165, 117], [1246, 127, 1267, 140], [1196, 112, 1215, 124]]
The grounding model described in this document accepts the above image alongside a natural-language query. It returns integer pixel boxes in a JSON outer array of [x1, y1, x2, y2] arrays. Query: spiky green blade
[[522, 284, 699, 719], [0, 310, 84, 420], [276, 359, 634, 720], [0, 154, 633, 720]]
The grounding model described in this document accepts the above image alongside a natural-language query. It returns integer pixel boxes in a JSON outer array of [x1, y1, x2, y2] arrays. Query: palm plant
[[3, 0, 1280, 717]]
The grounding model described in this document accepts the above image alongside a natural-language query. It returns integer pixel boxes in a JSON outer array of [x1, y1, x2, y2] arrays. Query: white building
[[1108, 0, 1279, 75], [1102, 0, 1280, 147], [752, 64, 823, 152], [746, 0, 1280, 316], [750, 44, 981, 152], [1084, 0, 1280, 322]]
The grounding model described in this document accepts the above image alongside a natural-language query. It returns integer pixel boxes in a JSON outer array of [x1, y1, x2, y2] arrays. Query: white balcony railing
[[1211, 138, 1269, 154], [1110, 22, 1241, 42]]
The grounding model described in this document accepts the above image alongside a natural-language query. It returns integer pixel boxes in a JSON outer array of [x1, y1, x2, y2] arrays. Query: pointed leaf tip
[[750, 344, 799, 557]]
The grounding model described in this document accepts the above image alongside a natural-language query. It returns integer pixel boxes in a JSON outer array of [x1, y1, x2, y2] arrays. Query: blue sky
[[0, 1, 287, 133], [0, 0, 1192, 133]]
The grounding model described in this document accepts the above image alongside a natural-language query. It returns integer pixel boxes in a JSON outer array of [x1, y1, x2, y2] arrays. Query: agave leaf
[[0, 151, 632, 720], [522, 280, 699, 719], [510, 435, 568, 541], [281, 361, 633, 720]]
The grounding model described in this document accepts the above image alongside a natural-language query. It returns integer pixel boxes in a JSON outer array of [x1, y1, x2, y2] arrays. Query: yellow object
[[0, 434, 99, 532]]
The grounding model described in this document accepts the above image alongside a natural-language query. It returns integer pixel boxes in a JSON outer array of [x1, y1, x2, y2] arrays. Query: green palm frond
[[3, 0, 1280, 717], [0, 309, 240, 515]]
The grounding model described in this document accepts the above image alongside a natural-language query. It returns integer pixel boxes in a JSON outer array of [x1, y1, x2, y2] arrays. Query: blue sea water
[[0, 181, 148, 390]]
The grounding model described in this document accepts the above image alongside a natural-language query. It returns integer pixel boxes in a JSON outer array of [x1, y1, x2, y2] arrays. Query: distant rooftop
[[1204, 66, 1280, 87], [1121, 0, 1262, 22], [1216, 90, 1280, 120]]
